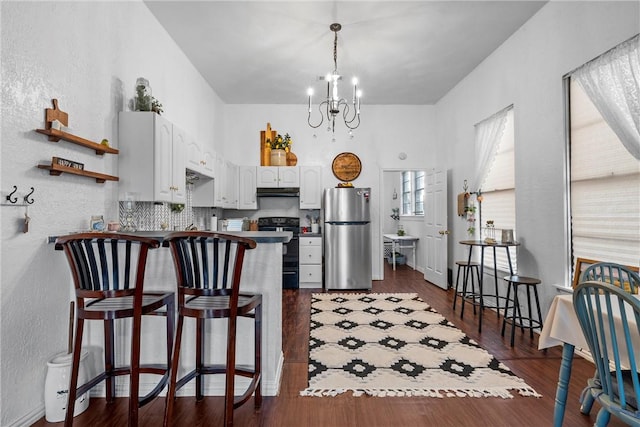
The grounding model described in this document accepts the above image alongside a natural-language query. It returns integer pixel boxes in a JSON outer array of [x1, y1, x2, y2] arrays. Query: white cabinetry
[[202, 149, 214, 176], [299, 166, 322, 209], [238, 166, 257, 210], [225, 161, 239, 209], [299, 236, 322, 288], [257, 166, 299, 188], [186, 137, 215, 178], [119, 112, 185, 203], [212, 154, 240, 209], [213, 153, 226, 207]]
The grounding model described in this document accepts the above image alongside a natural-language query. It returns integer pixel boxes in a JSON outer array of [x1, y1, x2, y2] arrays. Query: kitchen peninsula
[[50, 231, 292, 397]]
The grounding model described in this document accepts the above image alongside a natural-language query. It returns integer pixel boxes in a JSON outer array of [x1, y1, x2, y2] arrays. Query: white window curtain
[[477, 107, 517, 273], [572, 34, 640, 160], [473, 106, 511, 191]]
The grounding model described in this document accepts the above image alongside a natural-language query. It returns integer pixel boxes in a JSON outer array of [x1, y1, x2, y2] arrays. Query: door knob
[[438, 230, 450, 235]]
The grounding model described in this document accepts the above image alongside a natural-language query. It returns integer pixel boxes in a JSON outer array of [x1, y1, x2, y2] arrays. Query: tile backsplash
[[119, 187, 218, 231]]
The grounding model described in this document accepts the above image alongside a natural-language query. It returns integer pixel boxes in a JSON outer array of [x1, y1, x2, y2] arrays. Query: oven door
[[283, 236, 299, 289]]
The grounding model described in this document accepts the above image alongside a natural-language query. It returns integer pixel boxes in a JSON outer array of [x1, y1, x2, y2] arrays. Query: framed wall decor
[[332, 152, 362, 182]]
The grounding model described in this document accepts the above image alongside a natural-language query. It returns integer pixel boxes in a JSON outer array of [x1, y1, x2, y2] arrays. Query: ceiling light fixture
[[307, 23, 361, 137]]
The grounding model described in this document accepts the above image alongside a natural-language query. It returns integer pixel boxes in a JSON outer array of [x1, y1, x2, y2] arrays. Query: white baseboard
[[6, 407, 44, 427]]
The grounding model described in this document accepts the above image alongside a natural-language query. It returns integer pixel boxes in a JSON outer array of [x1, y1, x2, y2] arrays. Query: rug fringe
[[300, 387, 542, 398], [311, 292, 418, 298]]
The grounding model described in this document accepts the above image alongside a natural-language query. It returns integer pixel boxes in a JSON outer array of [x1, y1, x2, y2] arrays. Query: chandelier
[[307, 23, 362, 136]]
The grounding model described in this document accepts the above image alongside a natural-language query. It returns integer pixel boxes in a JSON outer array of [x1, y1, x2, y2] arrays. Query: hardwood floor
[[34, 264, 626, 426]]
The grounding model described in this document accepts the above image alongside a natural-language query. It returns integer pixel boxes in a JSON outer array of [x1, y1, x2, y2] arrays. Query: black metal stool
[[501, 275, 543, 347], [453, 261, 481, 313]]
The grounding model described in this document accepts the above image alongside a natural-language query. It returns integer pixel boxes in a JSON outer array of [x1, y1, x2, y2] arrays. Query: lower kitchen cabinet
[[299, 236, 322, 289]]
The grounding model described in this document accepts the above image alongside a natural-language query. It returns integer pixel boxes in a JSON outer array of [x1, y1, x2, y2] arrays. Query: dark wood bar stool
[[452, 260, 481, 313], [501, 275, 543, 347], [55, 233, 175, 427], [163, 232, 262, 427]]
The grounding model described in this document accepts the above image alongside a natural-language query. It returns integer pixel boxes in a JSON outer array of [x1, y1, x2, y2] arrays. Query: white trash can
[[44, 350, 90, 422]]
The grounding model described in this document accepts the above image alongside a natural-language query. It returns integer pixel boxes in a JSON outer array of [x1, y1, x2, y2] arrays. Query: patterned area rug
[[300, 293, 541, 398]]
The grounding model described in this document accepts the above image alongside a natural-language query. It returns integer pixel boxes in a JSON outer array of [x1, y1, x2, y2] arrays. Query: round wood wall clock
[[332, 152, 362, 182]]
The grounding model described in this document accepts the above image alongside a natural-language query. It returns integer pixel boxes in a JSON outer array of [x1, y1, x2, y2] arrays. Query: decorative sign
[[52, 156, 84, 170], [332, 152, 362, 182]]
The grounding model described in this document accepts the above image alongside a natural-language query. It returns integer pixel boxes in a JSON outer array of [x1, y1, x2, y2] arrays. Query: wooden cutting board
[[45, 99, 68, 129]]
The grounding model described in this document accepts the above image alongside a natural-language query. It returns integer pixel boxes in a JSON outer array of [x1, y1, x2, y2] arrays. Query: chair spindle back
[[581, 262, 640, 294], [166, 231, 257, 299], [574, 281, 640, 423], [56, 233, 160, 298]]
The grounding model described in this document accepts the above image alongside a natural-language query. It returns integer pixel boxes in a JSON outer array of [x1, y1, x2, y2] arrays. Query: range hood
[[256, 187, 300, 197]]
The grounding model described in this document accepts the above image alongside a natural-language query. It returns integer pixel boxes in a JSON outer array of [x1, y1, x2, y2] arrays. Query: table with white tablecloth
[[538, 293, 640, 427]]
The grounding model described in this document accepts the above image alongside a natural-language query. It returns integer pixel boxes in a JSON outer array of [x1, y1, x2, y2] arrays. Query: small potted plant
[[268, 133, 292, 166]]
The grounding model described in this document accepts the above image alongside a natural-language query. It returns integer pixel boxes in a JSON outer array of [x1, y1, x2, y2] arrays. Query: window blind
[[569, 78, 640, 271]]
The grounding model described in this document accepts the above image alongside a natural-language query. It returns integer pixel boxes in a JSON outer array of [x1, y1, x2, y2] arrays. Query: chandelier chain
[[333, 29, 338, 72]]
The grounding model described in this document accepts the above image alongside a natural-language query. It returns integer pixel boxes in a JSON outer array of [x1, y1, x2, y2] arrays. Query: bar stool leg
[[196, 318, 205, 401], [501, 280, 512, 338], [471, 265, 478, 315], [492, 246, 501, 318], [104, 320, 115, 403], [65, 318, 85, 427], [460, 265, 469, 319], [453, 264, 462, 310], [533, 285, 543, 331], [129, 314, 143, 427], [511, 284, 522, 347], [515, 285, 525, 334], [526, 285, 534, 339], [164, 314, 185, 427], [478, 249, 485, 334], [254, 304, 263, 408]]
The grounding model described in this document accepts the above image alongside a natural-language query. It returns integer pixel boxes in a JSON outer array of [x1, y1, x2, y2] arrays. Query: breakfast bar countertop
[[48, 230, 293, 246]]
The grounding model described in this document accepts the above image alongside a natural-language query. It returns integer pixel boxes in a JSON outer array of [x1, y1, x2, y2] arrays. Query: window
[[567, 78, 640, 276], [401, 171, 425, 216], [477, 107, 517, 273]]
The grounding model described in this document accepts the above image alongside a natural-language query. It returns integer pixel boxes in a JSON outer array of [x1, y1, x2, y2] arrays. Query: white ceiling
[[144, 1, 547, 105]]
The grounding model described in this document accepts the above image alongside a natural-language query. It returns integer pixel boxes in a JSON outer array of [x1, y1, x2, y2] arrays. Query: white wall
[[2, 1, 639, 424], [224, 104, 436, 279], [0, 2, 224, 425], [436, 2, 639, 314]]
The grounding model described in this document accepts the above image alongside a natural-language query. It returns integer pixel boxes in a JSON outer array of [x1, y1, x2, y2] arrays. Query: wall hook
[[6, 186, 18, 204], [24, 187, 35, 204]]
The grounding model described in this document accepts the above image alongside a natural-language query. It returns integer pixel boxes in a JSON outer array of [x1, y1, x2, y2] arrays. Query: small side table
[[383, 234, 419, 271]]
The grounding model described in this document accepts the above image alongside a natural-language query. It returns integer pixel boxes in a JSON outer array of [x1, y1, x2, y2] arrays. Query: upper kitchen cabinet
[[225, 161, 239, 209], [213, 152, 226, 207], [257, 166, 299, 188], [211, 153, 240, 209], [299, 166, 322, 209], [238, 165, 257, 210], [119, 112, 186, 203], [186, 136, 214, 178]]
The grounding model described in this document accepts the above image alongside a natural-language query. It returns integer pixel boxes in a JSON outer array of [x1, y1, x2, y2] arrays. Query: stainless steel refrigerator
[[324, 187, 372, 290]]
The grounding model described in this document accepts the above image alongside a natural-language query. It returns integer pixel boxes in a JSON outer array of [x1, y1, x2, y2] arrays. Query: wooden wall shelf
[[37, 163, 119, 183], [35, 129, 119, 155]]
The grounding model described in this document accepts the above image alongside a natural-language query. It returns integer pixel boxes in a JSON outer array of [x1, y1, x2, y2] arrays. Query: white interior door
[[424, 169, 448, 289]]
